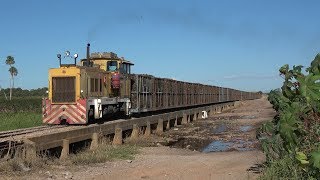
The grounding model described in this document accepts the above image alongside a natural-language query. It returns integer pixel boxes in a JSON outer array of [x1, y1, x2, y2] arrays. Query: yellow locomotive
[[43, 44, 133, 124], [43, 44, 261, 124]]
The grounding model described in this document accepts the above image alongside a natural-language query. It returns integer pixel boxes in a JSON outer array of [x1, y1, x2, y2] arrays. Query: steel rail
[[0, 125, 66, 139]]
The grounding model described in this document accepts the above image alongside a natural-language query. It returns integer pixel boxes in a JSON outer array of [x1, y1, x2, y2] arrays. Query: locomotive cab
[[79, 51, 134, 120], [80, 52, 133, 94]]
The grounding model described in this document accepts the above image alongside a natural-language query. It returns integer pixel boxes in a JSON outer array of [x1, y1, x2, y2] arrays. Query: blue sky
[[1, 0, 320, 92]]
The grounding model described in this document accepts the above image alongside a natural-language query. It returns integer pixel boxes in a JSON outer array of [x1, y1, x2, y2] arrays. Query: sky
[[1, 0, 320, 92]]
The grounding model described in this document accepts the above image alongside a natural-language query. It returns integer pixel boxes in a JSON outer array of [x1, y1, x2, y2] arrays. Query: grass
[[0, 153, 50, 176], [0, 112, 42, 131], [70, 144, 140, 165], [259, 155, 304, 180], [0, 142, 140, 176]]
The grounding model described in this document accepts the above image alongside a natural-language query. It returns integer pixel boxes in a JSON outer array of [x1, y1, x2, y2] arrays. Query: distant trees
[[0, 87, 48, 98], [5, 56, 18, 100]]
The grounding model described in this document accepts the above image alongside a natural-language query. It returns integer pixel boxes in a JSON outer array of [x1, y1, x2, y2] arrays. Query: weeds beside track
[[0, 112, 42, 131]]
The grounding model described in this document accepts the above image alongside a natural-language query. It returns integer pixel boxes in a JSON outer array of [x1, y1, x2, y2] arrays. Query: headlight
[[65, 51, 70, 57]]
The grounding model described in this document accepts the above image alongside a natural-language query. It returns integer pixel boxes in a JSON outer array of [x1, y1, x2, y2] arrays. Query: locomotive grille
[[52, 77, 76, 103]]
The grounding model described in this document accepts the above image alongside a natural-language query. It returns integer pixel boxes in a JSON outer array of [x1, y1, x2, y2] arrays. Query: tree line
[[0, 87, 48, 99]]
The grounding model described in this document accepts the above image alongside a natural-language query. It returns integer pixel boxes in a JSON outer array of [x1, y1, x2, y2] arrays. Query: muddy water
[[168, 137, 256, 153], [202, 140, 254, 153], [164, 117, 258, 153], [168, 138, 212, 151], [202, 140, 232, 152], [239, 125, 252, 132], [212, 124, 227, 134]]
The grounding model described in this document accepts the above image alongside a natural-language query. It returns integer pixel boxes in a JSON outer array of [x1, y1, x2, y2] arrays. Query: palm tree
[[5, 56, 15, 66], [5, 56, 17, 100]]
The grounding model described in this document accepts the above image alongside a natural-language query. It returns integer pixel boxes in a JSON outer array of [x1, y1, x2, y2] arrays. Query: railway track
[[0, 125, 68, 157], [0, 100, 238, 160], [0, 125, 67, 140]]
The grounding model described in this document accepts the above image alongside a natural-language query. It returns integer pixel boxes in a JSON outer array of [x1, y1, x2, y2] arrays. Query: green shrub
[[258, 54, 320, 179], [259, 155, 304, 180]]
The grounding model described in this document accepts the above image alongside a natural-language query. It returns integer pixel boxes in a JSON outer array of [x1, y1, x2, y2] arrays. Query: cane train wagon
[[42, 44, 261, 124]]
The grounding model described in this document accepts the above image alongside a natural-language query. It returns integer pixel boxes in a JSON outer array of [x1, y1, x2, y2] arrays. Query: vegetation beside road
[[0, 142, 139, 176], [258, 54, 320, 179], [0, 88, 46, 131], [0, 87, 47, 101], [0, 97, 42, 113], [70, 144, 139, 165], [0, 112, 42, 131]]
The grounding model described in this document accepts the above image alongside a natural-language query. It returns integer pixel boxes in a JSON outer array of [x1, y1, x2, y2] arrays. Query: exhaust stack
[[86, 43, 90, 66]]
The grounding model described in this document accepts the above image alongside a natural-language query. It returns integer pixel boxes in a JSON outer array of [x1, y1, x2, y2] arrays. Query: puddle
[[168, 138, 211, 151], [211, 115, 256, 121], [239, 125, 252, 132], [241, 115, 256, 119], [168, 137, 256, 153], [211, 116, 242, 120], [202, 140, 254, 153], [202, 140, 232, 152], [212, 124, 227, 134]]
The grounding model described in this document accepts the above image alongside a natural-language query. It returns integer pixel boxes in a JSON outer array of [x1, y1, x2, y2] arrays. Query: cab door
[[120, 63, 132, 98]]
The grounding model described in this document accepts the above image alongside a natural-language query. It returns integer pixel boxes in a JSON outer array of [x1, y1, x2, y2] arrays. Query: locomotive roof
[[51, 65, 106, 71], [80, 52, 134, 65]]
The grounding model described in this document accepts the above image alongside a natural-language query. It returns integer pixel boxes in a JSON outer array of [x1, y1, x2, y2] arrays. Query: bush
[[258, 54, 320, 179], [259, 155, 304, 180]]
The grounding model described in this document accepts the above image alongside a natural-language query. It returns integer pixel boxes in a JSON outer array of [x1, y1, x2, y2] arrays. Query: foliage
[[0, 87, 48, 99], [5, 55, 15, 66], [258, 54, 320, 179], [259, 155, 305, 180], [8, 66, 18, 77], [0, 97, 42, 113]]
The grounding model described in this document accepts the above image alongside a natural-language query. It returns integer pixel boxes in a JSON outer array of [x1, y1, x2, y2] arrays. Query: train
[[42, 44, 261, 124]]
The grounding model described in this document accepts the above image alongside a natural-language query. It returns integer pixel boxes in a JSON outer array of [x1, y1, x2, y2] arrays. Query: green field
[[0, 96, 43, 131], [0, 112, 42, 131]]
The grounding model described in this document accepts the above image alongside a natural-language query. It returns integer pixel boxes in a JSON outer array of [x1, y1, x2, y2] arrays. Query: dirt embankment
[[7, 96, 275, 180]]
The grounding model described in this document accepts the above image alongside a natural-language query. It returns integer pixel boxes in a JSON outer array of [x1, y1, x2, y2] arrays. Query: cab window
[[120, 63, 128, 74], [120, 63, 132, 74], [128, 64, 131, 74], [107, 61, 118, 71]]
